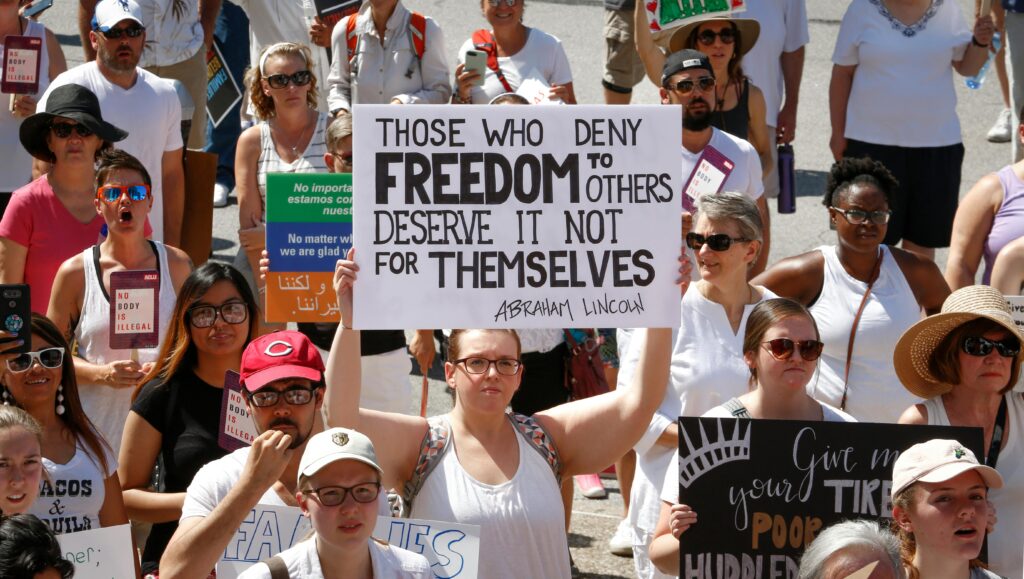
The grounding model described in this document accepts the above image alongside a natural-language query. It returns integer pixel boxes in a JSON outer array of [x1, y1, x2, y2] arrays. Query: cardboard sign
[[206, 39, 242, 128], [2, 35, 41, 94], [313, 0, 362, 26], [265, 172, 353, 323], [108, 270, 160, 350], [218, 370, 258, 452], [353, 104, 682, 329], [645, 0, 747, 43], [57, 524, 136, 579], [675, 418, 984, 575], [1004, 296, 1024, 392], [682, 144, 734, 211], [373, 517, 481, 578], [215, 504, 312, 579]]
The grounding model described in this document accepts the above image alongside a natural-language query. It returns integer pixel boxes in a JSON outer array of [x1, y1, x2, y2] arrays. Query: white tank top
[[75, 242, 176, 454], [256, 111, 329, 213], [922, 394, 1024, 579], [409, 416, 571, 579], [809, 245, 923, 423]]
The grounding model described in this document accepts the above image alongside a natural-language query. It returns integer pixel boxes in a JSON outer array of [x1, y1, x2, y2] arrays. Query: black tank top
[[710, 78, 750, 141]]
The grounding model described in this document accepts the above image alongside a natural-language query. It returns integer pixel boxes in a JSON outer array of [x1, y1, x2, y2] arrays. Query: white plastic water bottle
[[966, 32, 1002, 90]]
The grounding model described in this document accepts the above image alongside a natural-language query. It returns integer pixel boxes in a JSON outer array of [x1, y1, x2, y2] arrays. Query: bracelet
[[456, 93, 472, 104], [972, 36, 989, 48]]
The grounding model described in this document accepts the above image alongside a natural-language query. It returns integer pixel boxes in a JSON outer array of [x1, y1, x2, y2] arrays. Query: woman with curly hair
[[752, 157, 950, 422]]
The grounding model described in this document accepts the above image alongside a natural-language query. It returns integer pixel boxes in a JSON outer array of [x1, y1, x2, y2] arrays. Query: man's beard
[[683, 101, 713, 131], [97, 43, 138, 73], [267, 417, 313, 450]]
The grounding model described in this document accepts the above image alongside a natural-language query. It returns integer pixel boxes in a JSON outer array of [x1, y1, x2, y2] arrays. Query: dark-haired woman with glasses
[[752, 157, 949, 423], [117, 261, 258, 575], [235, 42, 328, 324], [47, 149, 191, 458], [647, 298, 854, 576]]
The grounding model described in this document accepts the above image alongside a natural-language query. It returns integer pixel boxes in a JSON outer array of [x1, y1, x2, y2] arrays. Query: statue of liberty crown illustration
[[678, 419, 752, 489]]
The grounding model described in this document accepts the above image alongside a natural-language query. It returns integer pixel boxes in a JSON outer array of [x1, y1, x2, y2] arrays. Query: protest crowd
[[0, 0, 1021, 577]]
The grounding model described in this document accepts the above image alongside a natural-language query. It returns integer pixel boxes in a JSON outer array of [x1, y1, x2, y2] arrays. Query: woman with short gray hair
[[799, 520, 905, 579]]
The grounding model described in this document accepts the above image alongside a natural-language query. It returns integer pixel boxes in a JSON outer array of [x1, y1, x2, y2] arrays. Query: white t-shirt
[[660, 402, 856, 504], [135, 0, 204, 67], [832, 0, 971, 147], [38, 63, 183, 242], [238, 538, 433, 579], [180, 446, 288, 521], [29, 442, 117, 535], [682, 128, 764, 202], [457, 27, 573, 104], [741, 0, 809, 127]]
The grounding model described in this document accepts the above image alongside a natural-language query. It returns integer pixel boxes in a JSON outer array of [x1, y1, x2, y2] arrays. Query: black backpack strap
[[265, 555, 290, 579]]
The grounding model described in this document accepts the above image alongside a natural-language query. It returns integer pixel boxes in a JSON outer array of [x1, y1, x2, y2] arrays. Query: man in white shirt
[[662, 49, 770, 275], [78, 0, 220, 149], [159, 331, 331, 578], [40, 0, 184, 246]]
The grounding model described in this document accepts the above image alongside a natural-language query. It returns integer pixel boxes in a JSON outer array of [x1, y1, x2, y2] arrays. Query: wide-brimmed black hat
[[19, 84, 128, 162]]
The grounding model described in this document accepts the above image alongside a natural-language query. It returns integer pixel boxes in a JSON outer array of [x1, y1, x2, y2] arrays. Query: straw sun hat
[[893, 285, 1023, 399], [667, 16, 761, 56]]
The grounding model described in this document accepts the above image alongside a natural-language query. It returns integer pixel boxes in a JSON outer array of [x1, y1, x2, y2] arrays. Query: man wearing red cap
[[159, 330, 328, 578]]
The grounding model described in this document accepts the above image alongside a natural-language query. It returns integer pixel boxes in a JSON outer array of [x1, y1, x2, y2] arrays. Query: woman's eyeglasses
[[302, 482, 381, 506], [962, 336, 1020, 358], [669, 77, 716, 95], [265, 70, 312, 89], [51, 123, 94, 139], [188, 302, 249, 328], [97, 184, 150, 204], [761, 339, 824, 362], [6, 347, 65, 373], [696, 28, 736, 46], [685, 232, 749, 252], [456, 357, 522, 376], [487, 0, 518, 6], [832, 208, 892, 225]]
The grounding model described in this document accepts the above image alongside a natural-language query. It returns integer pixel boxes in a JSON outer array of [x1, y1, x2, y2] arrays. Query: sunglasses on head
[[100, 25, 144, 39], [669, 76, 716, 95], [265, 70, 312, 89], [833, 208, 892, 225], [6, 347, 65, 373], [762, 339, 824, 362], [696, 28, 736, 46], [962, 336, 1020, 358], [97, 184, 150, 204], [685, 232, 749, 252], [51, 122, 94, 139]]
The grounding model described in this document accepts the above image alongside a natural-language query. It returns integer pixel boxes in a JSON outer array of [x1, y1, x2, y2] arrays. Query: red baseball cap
[[240, 331, 325, 392]]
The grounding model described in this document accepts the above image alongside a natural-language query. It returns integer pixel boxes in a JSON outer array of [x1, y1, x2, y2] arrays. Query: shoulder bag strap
[[471, 28, 513, 92], [840, 250, 884, 411], [265, 555, 290, 579], [986, 396, 1008, 468]]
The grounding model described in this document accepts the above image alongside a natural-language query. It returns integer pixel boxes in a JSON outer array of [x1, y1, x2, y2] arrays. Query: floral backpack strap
[[722, 397, 752, 418], [509, 413, 563, 484], [401, 415, 451, 514]]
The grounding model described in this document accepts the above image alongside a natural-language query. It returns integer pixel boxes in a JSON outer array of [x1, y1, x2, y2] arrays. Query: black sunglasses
[[696, 28, 736, 46], [762, 339, 824, 362], [100, 25, 144, 40], [266, 70, 312, 89], [962, 336, 1020, 358], [670, 76, 716, 95], [833, 208, 892, 226], [51, 122, 94, 139], [685, 232, 750, 252]]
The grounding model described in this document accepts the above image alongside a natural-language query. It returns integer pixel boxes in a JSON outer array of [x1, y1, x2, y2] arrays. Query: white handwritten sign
[[215, 504, 312, 579], [57, 524, 136, 579], [353, 105, 682, 329], [372, 517, 481, 578]]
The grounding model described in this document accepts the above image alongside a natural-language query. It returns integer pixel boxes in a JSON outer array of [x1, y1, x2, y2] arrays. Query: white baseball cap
[[92, 0, 144, 32], [891, 439, 1003, 499], [299, 428, 382, 480]]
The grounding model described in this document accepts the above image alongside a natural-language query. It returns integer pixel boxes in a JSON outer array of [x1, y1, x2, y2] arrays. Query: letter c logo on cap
[[264, 340, 294, 357]]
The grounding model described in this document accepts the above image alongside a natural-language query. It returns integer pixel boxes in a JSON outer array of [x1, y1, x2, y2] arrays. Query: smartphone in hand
[[0, 285, 30, 353], [23, 0, 54, 19], [464, 50, 487, 87]]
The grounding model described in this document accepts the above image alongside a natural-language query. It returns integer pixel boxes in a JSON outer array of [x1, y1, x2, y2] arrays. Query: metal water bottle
[[777, 143, 796, 214]]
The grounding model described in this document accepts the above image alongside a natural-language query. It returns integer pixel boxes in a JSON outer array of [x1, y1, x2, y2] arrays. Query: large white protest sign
[[373, 517, 481, 578], [353, 105, 682, 329], [57, 524, 136, 579], [215, 503, 312, 579]]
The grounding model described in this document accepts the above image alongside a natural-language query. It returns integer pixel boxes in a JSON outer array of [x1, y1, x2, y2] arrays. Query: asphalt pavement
[[37, 0, 1007, 576]]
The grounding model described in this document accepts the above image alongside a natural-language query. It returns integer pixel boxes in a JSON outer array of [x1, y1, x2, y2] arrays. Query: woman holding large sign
[[323, 250, 684, 578], [753, 157, 950, 423], [895, 285, 1024, 579], [47, 149, 191, 457]]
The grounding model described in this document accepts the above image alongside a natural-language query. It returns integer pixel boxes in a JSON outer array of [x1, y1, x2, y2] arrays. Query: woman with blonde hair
[[0, 405, 44, 515]]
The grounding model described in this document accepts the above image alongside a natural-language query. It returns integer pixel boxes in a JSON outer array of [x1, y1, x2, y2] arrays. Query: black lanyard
[[985, 396, 1008, 468]]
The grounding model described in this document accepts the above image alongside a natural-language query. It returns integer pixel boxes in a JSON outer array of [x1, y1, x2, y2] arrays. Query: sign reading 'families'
[[675, 418, 984, 577], [216, 504, 313, 578], [373, 517, 481, 578], [108, 270, 160, 349], [218, 370, 257, 452], [265, 172, 353, 323], [58, 524, 136, 579], [353, 105, 682, 329]]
